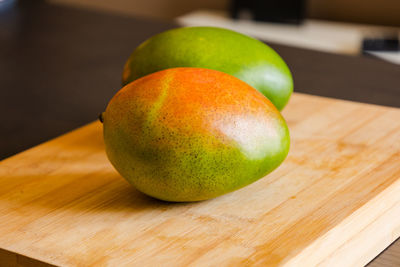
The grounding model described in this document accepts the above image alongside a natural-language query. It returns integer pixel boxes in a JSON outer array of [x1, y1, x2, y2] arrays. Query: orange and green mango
[[103, 68, 290, 202], [122, 26, 293, 110]]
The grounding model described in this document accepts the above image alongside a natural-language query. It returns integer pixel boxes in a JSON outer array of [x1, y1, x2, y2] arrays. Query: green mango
[[122, 26, 293, 110]]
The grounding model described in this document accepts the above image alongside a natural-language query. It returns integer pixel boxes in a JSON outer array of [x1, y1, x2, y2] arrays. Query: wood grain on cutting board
[[0, 93, 399, 267]]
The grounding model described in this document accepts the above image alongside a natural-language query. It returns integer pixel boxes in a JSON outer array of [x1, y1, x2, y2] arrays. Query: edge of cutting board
[[0, 93, 399, 266]]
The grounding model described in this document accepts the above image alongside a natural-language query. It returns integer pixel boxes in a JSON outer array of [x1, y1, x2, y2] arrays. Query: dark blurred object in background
[[362, 36, 400, 52], [230, 0, 305, 24]]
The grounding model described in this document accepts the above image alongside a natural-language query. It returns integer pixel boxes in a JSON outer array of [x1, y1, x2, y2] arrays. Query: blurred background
[[50, 0, 400, 26], [1, 0, 399, 158], [49, 0, 400, 60]]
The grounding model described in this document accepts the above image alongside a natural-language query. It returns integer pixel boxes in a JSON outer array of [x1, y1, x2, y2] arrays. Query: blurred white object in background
[[177, 10, 400, 63], [366, 51, 400, 65]]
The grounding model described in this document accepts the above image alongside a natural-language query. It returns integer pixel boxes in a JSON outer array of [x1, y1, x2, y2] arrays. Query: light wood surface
[[1, 93, 399, 266]]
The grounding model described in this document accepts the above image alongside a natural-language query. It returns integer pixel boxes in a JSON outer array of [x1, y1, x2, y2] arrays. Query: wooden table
[[1, 1, 399, 266]]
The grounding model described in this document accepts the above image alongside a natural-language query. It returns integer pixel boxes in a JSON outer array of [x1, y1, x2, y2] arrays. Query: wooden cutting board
[[1, 93, 399, 267]]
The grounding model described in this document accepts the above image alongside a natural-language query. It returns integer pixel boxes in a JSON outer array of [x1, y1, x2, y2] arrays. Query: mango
[[122, 26, 293, 110], [103, 68, 290, 202]]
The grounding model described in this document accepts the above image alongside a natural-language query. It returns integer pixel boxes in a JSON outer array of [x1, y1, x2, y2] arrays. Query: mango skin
[[104, 68, 290, 202], [122, 26, 293, 110]]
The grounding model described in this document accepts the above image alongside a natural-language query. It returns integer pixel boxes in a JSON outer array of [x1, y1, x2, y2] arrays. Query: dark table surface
[[0, 1, 399, 265]]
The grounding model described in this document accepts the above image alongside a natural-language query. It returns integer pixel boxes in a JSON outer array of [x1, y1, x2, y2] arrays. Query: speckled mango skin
[[122, 26, 293, 110], [104, 68, 290, 202]]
